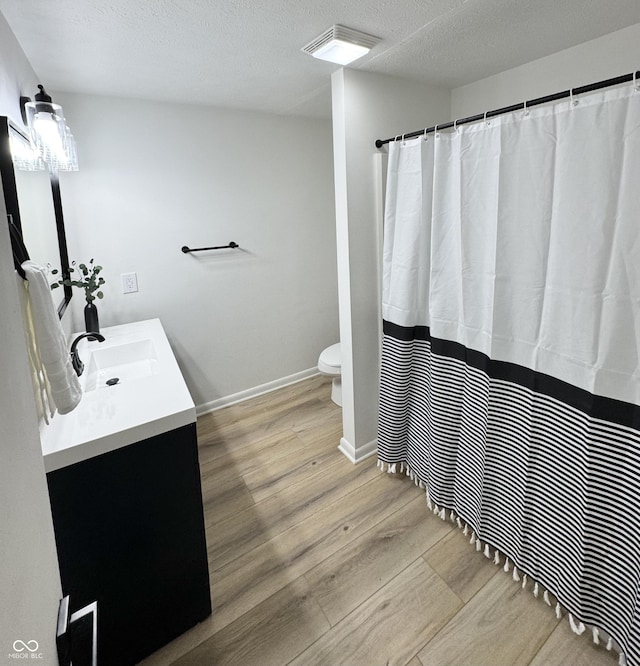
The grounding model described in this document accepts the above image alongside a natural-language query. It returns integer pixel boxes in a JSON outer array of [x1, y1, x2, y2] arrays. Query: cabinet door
[[47, 423, 211, 666]]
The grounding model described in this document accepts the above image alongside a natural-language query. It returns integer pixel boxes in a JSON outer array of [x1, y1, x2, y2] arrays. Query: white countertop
[[41, 318, 196, 473]]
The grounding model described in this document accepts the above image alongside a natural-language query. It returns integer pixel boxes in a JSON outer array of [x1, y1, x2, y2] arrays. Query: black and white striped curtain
[[378, 84, 640, 664]]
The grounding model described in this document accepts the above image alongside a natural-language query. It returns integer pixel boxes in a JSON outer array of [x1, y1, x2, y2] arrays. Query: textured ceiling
[[1, 0, 639, 119]]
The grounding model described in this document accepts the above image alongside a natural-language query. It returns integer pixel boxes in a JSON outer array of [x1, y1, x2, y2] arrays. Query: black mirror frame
[[0, 116, 72, 318]]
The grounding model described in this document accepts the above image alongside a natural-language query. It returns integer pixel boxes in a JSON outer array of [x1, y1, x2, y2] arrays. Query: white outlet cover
[[121, 272, 138, 294]]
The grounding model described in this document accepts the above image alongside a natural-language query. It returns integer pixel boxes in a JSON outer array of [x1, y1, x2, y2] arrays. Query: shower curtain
[[378, 84, 640, 664]]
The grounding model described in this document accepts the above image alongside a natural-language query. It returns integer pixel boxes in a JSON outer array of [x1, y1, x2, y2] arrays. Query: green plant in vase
[[52, 259, 105, 338]]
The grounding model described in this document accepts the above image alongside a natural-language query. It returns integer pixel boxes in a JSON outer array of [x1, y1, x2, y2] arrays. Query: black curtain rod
[[375, 70, 639, 149]]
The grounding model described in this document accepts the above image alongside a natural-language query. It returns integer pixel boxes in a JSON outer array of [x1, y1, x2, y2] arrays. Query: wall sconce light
[[302, 25, 380, 66], [9, 125, 46, 171], [20, 84, 78, 172]]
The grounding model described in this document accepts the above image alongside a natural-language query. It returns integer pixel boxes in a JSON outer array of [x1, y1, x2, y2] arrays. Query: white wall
[[54, 93, 338, 410], [452, 22, 640, 118], [0, 12, 62, 663], [0, 12, 39, 126], [332, 69, 450, 462]]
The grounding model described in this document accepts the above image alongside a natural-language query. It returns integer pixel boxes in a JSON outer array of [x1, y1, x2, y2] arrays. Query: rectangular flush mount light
[[302, 25, 380, 65]]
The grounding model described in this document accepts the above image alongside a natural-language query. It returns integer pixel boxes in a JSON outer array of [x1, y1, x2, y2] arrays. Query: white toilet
[[318, 343, 342, 406]]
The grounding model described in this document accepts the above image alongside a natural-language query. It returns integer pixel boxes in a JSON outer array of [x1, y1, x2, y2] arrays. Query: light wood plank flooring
[[141, 375, 618, 666]]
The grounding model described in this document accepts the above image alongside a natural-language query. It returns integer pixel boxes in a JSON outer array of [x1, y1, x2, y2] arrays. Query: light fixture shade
[[57, 128, 79, 172], [302, 25, 380, 65], [22, 85, 78, 172], [9, 125, 46, 171]]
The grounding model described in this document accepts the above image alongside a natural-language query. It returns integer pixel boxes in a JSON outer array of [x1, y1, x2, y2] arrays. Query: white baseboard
[[196, 368, 320, 416], [338, 437, 378, 464]]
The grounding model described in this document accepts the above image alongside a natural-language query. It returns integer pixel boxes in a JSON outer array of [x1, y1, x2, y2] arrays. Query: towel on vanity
[[22, 261, 82, 415]]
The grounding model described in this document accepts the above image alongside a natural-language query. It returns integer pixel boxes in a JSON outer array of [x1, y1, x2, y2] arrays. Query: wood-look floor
[[141, 375, 618, 666]]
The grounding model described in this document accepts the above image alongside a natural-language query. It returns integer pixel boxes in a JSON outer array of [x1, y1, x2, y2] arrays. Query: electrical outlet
[[121, 272, 138, 294]]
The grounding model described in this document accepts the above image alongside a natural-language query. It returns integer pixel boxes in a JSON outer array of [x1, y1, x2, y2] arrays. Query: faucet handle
[[71, 350, 84, 377]]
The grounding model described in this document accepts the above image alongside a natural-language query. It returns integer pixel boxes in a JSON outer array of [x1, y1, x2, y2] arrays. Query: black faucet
[[70, 332, 106, 376]]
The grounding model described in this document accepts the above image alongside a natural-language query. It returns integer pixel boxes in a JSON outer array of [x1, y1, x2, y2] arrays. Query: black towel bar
[[181, 242, 239, 254]]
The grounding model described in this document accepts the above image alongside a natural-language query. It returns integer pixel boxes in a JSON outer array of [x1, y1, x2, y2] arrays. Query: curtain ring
[[453, 119, 459, 134], [484, 112, 490, 126], [435, 124, 440, 138], [423, 127, 428, 141], [570, 89, 578, 107], [402, 133, 406, 145], [634, 70, 639, 92], [523, 100, 529, 117]]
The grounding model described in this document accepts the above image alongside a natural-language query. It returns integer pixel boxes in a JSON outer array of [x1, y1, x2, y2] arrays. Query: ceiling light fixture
[[302, 25, 380, 66], [19, 85, 78, 172]]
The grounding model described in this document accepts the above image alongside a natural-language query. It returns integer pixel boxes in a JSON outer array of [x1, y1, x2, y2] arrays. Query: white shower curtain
[[378, 83, 640, 664]]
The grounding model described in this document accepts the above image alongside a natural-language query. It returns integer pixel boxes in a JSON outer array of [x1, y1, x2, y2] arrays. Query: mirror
[[1, 116, 72, 316]]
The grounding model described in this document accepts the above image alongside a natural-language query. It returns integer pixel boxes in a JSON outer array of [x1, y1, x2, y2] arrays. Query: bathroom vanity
[[41, 319, 211, 665]]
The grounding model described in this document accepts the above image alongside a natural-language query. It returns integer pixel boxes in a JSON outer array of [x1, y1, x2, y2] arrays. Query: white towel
[[22, 261, 82, 415], [19, 280, 56, 424]]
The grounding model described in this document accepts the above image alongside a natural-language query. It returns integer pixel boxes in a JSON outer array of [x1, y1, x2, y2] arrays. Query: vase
[[84, 302, 100, 340]]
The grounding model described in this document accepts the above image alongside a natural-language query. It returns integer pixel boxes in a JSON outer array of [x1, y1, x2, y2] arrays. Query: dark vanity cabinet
[[46, 423, 211, 665]]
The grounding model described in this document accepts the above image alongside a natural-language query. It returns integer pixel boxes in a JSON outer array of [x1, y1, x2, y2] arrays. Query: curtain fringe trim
[[377, 458, 627, 665]]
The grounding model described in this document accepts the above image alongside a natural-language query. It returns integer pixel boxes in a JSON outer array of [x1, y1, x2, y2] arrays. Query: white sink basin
[[83, 339, 159, 392], [41, 319, 196, 473]]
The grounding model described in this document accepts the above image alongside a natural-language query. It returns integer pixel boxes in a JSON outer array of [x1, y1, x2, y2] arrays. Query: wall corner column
[[331, 68, 451, 463]]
